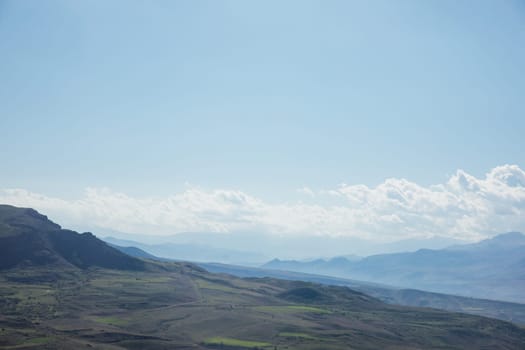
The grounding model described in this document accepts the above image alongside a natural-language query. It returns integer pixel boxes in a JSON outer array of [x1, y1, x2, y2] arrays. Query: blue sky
[[1, 1, 525, 240]]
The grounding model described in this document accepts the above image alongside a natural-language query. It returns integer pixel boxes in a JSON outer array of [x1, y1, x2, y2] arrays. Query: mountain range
[[263, 232, 525, 303], [100, 230, 467, 265]]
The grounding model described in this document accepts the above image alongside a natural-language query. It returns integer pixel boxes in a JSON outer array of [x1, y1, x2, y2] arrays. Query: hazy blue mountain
[[447, 231, 525, 251], [99, 229, 468, 261], [103, 236, 269, 265], [263, 232, 525, 303], [109, 243, 165, 260], [263, 256, 358, 277]]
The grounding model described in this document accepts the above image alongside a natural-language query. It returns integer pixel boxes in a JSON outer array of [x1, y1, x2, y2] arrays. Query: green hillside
[[3, 265, 525, 349]]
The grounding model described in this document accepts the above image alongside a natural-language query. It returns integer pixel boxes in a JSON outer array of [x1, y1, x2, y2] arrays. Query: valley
[[2, 265, 525, 349]]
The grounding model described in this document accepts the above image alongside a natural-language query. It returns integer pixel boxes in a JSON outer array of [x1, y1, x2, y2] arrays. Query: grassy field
[[204, 336, 272, 348], [92, 316, 130, 326], [278, 332, 319, 339], [1, 263, 525, 349], [253, 305, 332, 314]]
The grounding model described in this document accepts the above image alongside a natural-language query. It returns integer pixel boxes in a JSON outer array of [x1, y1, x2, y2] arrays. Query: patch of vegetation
[[93, 316, 129, 326], [204, 336, 272, 348], [279, 287, 325, 301], [196, 278, 237, 292], [254, 305, 332, 314], [278, 332, 318, 340], [25, 336, 53, 345]]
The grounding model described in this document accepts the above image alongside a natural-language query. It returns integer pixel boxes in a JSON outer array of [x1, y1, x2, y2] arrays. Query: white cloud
[[297, 187, 315, 197], [1, 165, 524, 241]]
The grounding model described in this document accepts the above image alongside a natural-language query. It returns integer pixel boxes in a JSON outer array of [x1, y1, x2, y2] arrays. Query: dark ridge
[[279, 287, 326, 302], [0, 204, 61, 235], [47, 230, 145, 270], [274, 279, 379, 307], [0, 204, 146, 271], [0, 230, 62, 269]]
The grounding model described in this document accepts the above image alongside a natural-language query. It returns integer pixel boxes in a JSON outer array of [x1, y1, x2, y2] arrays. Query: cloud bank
[[1, 165, 524, 241]]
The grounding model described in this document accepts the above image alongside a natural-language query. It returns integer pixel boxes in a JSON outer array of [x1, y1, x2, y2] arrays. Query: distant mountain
[[103, 236, 269, 265], [263, 256, 359, 277], [447, 231, 525, 251], [263, 232, 525, 303], [109, 243, 164, 260], [99, 229, 467, 261], [0, 204, 146, 271]]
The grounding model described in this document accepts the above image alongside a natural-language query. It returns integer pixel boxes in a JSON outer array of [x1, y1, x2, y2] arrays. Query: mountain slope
[[201, 262, 525, 325], [2, 261, 525, 349], [0, 204, 146, 271], [109, 243, 164, 260]]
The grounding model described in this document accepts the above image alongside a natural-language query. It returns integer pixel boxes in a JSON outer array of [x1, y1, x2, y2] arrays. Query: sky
[[1, 0, 524, 241]]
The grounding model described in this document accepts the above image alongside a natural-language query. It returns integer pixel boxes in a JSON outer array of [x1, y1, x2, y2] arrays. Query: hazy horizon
[[1, 164, 524, 243]]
